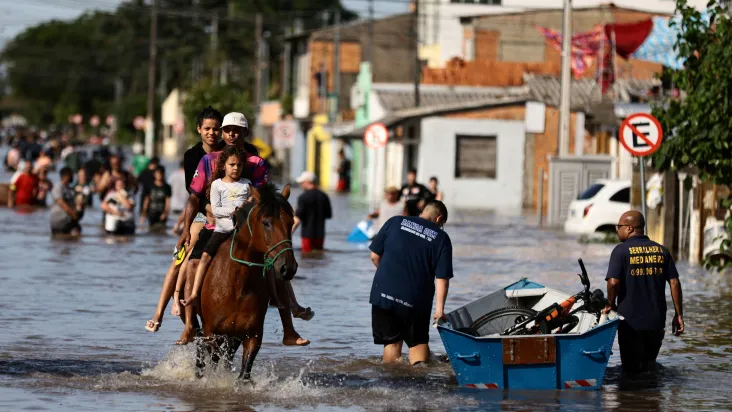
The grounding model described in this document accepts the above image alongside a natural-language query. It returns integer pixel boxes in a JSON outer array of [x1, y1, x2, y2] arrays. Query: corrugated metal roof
[[523, 74, 661, 111], [337, 76, 661, 138], [372, 83, 531, 112]]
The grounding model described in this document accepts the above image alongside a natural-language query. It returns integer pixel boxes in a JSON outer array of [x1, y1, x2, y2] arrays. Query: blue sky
[[0, 0, 409, 48]]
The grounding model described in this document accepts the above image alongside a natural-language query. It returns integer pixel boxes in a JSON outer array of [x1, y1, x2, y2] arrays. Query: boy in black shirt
[[603, 211, 685, 374], [140, 166, 171, 228], [400, 168, 433, 216], [292, 171, 332, 253], [145, 106, 223, 333]]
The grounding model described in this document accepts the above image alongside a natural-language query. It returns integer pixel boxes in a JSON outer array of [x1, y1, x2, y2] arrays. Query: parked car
[[564, 180, 631, 234]]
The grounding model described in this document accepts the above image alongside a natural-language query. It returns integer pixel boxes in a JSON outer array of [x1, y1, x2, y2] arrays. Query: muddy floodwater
[[1, 168, 731, 411]]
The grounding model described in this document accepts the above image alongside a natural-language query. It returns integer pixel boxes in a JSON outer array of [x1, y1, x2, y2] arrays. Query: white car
[[564, 180, 631, 234]]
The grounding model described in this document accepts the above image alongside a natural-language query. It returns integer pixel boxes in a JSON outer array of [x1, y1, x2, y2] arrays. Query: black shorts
[[51, 220, 81, 235], [372, 305, 430, 348], [189, 227, 213, 260], [617, 320, 665, 374], [203, 231, 232, 258], [148, 212, 166, 227]]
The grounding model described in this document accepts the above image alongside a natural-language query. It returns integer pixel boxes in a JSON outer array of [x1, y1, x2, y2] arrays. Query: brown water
[[1, 169, 731, 411]]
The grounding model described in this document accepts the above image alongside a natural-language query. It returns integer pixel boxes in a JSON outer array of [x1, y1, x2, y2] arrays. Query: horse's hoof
[[236, 378, 255, 388]]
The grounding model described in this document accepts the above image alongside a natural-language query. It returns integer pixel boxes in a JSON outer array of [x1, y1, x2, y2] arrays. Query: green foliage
[[182, 76, 253, 142], [0, 0, 356, 128], [651, 0, 732, 270]]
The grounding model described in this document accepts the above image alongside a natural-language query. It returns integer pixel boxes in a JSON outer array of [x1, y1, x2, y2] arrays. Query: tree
[[651, 0, 732, 269], [182, 76, 253, 144], [0, 0, 356, 130]]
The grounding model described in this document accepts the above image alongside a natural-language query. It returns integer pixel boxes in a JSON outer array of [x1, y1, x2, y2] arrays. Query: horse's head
[[233, 183, 297, 281]]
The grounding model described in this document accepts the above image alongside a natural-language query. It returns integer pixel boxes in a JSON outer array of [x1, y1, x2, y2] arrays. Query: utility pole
[[145, 0, 158, 158], [254, 13, 263, 110], [333, 8, 341, 121], [413, 0, 420, 107], [112, 77, 123, 145], [211, 13, 219, 83], [282, 26, 292, 103], [558, 0, 572, 157], [367, 0, 374, 63]]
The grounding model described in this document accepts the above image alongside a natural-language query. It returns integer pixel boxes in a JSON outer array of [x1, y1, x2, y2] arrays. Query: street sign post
[[619, 113, 664, 224], [364, 122, 388, 149], [272, 120, 297, 150], [364, 122, 388, 211]]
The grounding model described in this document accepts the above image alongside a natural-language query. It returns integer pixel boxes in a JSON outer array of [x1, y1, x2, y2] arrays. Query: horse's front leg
[[238, 333, 262, 382]]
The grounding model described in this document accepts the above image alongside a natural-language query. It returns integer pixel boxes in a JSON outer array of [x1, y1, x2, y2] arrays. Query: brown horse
[[196, 183, 298, 382]]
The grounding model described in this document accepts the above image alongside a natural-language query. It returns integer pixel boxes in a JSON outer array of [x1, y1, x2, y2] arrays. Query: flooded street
[[1, 174, 732, 411]]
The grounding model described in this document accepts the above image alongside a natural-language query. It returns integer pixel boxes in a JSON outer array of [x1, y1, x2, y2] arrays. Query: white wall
[[418, 117, 525, 210], [419, 0, 709, 67]]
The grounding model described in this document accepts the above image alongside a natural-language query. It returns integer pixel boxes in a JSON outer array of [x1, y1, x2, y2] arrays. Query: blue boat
[[437, 273, 621, 391]]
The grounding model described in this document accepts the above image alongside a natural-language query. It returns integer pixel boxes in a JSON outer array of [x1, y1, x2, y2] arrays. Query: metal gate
[[547, 156, 613, 226]]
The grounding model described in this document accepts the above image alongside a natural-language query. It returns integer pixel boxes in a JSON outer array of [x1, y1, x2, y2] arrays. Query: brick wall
[[309, 41, 361, 114], [475, 30, 500, 62], [436, 6, 666, 87], [422, 59, 560, 86]]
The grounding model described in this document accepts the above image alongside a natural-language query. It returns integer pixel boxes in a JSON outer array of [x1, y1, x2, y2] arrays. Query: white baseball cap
[[295, 171, 317, 183], [221, 112, 249, 129]]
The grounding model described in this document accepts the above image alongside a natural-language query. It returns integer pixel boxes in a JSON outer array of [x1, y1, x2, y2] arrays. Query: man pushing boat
[[368, 200, 453, 365]]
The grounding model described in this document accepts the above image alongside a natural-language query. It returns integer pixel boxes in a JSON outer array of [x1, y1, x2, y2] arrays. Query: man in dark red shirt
[[8, 161, 37, 208]]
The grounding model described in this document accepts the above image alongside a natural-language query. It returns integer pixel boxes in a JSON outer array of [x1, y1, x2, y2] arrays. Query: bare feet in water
[[175, 328, 196, 345]]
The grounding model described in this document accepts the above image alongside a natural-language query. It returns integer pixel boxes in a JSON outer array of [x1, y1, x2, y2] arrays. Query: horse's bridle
[[228, 205, 293, 277]]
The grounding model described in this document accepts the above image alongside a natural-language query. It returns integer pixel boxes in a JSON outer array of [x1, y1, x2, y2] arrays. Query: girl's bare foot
[[145, 319, 161, 332]]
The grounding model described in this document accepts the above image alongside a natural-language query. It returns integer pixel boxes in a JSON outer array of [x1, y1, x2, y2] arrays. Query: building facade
[[418, 0, 710, 68]]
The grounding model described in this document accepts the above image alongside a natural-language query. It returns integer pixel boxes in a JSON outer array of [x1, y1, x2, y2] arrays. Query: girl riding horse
[[194, 183, 298, 382]]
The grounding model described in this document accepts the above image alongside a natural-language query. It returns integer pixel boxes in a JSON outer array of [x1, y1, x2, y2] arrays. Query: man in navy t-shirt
[[369, 200, 453, 365], [603, 210, 684, 374]]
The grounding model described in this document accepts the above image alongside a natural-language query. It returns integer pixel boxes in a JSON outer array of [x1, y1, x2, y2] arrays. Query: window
[[455, 135, 497, 179], [577, 183, 604, 200], [451, 0, 501, 4], [609, 187, 630, 203]]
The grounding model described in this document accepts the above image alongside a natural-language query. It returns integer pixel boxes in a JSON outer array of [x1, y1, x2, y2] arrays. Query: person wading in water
[[173, 112, 311, 346], [603, 210, 684, 374]]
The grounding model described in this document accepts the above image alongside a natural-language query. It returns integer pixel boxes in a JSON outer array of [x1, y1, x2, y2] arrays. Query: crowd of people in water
[[2, 130, 188, 236]]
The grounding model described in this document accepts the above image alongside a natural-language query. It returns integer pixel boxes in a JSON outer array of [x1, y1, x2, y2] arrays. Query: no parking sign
[[619, 113, 663, 157], [618, 112, 664, 225]]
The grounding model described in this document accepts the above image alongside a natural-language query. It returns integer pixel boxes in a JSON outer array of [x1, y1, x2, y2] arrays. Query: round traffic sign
[[364, 122, 388, 149], [72, 114, 83, 125], [619, 113, 663, 157], [89, 115, 100, 127]]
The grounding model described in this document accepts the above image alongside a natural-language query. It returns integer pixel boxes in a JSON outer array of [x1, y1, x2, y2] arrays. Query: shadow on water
[[0, 359, 140, 378]]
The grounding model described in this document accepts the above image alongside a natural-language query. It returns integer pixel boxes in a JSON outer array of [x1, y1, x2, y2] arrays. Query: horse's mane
[[232, 183, 293, 228], [256, 182, 294, 218]]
